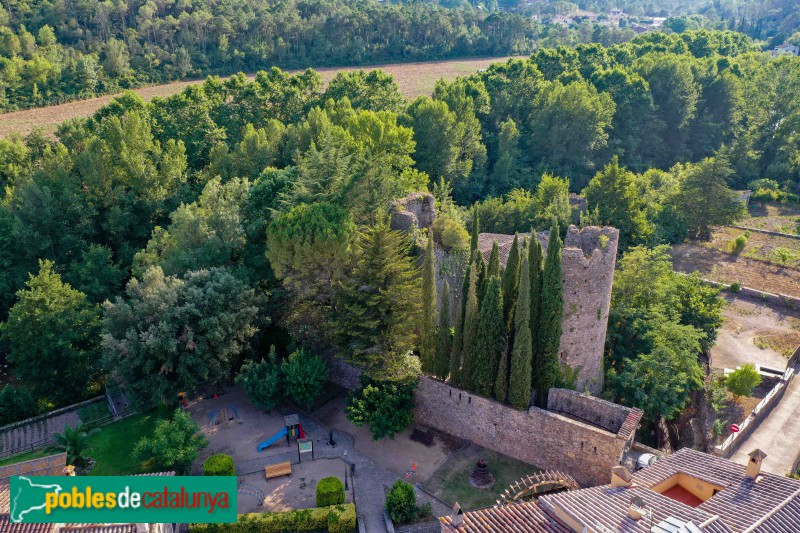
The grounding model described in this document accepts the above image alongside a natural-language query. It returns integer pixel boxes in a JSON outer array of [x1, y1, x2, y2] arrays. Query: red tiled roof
[[539, 485, 730, 533], [0, 515, 58, 533], [633, 448, 800, 532], [617, 408, 644, 441], [440, 501, 571, 532]]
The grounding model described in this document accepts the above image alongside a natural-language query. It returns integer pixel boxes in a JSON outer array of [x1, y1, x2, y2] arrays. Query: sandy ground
[[314, 395, 453, 482], [187, 386, 306, 474], [710, 294, 800, 372], [0, 56, 519, 139], [237, 457, 353, 513]]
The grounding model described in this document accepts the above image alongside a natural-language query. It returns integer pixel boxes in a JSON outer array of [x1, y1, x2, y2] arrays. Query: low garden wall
[[677, 273, 800, 312], [188, 504, 356, 533], [0, 396, 105, 459], [729, 225, 800, 240], [713, 353, 798, 458]]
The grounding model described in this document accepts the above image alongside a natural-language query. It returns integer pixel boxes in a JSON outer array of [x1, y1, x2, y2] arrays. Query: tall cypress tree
[[502, 235, 521, 332], [451, 260, 471, 380], [470, 206, 480, 258], [529, 233, 544, 397], [421, 234, 437, 374], [494, 346, 509, 403], [510, 251, 533, 409], [487, 241, 501, 278], [473, 276, 504, 398], [434, 280, 452, 380], [537, 222, 563, 407], [476, 253, 488, 305], [459, 268, 480, 389]]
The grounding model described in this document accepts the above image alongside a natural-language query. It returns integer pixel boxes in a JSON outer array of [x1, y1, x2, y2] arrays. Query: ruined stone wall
[[547, 389, 629, 434], [557, 226, 619, 395], [414, 378, 636, 487]]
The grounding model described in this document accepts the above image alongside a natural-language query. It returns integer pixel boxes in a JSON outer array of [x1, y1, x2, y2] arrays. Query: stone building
[[391, 192, 619, 395]]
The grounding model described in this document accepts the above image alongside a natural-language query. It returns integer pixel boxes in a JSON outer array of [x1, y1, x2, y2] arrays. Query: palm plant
[[53, 425, 94, 469]]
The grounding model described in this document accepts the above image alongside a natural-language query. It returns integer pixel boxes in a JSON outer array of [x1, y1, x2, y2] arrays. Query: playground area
[[314, 395, 456, 481], [237, 457, 354, 513], [187, 386, 306, 476]]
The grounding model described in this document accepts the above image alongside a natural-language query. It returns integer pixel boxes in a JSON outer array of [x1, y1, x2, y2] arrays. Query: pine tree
[[487, 241, 501, 278], [473, 276, 504, 398], [459, 268, 480, 390], [510, 251, 533, 409], [502, 235, 521, 332], [537, 223, 563, 406], [434, 280, 453, 380], [529, 233, 544, 397], [470, 206, 480, 258], [336, 220, 422, 381], [421, 234, 437, 374]]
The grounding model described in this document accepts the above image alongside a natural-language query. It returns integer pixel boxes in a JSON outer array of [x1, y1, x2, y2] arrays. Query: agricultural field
[[0, 56, 518, 139], [741, 202, 800, 235]]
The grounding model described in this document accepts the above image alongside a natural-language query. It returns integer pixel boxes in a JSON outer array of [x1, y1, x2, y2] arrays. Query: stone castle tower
[[391, 193, 619, 396]]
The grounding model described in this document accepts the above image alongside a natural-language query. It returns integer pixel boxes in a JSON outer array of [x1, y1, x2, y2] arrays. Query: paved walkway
[[299, 413, 450, 532], [731, 363, 800, 476]]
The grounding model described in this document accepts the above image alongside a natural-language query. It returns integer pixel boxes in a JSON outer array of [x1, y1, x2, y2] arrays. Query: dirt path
[[0, 56, 518, 139], [710, 294, 800, 371]]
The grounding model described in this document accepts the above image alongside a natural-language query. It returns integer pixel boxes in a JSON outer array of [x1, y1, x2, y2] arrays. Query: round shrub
[[203, 454, 235, 476], [316, 476, 346, 507], [385, 480, 417, 524], [729, 282, 741, 293]]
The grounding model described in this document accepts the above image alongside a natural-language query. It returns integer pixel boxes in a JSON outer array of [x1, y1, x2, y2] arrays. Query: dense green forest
[[0, 0, 643, 111], [1, 30, 798, 427]]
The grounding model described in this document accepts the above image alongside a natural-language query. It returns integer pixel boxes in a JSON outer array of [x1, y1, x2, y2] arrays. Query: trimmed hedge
[[203, 454, 236, 476], [316, 476, 346, 507], [189, 504, 356, 533]]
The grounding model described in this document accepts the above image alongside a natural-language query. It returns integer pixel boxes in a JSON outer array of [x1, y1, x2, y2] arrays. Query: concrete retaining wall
[[729, 225, 800, 240]]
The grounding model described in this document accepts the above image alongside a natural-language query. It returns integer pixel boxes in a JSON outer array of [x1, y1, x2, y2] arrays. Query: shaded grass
[[0, 446, 61, 467], [86, 410, 166, 475], [423, 446, 540, 510]]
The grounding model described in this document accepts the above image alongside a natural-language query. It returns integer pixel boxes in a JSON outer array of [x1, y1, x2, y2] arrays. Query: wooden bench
[[265, 461, 292, 479], [411, 428, 434, 446]]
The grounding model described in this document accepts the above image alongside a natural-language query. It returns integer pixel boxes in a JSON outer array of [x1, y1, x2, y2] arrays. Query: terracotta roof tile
[[440, 501, 571, 532], [633, 448, 800, 532], [539, 485, 730, 532]]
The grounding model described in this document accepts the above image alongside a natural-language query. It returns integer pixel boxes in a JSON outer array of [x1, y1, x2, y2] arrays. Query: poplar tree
[[510, 252, 533, 409], [502, 235, 521, 331], [421, 234, 437, 374], [473, 276, 504, 397], [537, 223, 563, 406], [529, 233, 544, 395], [459, 268, 480, 390], [433, 280, 453, 380]]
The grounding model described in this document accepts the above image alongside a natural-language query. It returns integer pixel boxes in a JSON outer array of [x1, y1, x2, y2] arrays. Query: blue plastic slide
[[257, 427, 287, 452]]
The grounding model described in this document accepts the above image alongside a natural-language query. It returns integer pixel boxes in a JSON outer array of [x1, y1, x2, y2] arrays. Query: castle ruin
[[392, 193, 619, 396]]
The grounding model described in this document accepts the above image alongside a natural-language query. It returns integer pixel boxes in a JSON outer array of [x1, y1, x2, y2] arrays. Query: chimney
[[627, 495, 648, 521], [62, 465, 76, 476], [746, 449, 767, 480], [451, 503, 464, 527], [610, 466, 633, 488]]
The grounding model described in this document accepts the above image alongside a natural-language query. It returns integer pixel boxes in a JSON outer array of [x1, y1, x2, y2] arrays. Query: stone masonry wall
[[414, 378, 636, 487], [557, 226, 619, 395], [547, 389, 629, 434]]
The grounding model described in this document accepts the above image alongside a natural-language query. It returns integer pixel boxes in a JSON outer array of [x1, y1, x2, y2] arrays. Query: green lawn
[[422, 446, 540, 510], [86, 411, 165, 475], [0, 446, 61, 467]]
